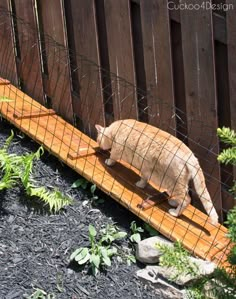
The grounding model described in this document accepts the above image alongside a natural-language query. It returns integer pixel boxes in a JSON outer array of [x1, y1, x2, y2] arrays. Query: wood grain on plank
[[37, 0, 73, 122], [65, 0, 105, 137], [13, 0, 45, 105], [104, 0, 138, 120], [140, 0, 175, 132], [0, 0, 18, 85]]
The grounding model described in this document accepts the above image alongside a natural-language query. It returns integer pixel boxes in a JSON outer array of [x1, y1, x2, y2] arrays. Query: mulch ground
[[0, 119, 158, 299]]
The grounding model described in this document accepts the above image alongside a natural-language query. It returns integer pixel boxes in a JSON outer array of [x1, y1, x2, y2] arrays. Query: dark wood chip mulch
[[0, 120, 158, 299]]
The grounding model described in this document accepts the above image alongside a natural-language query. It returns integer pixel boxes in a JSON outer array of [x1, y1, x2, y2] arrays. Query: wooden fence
[[0, 0, 235, 221]]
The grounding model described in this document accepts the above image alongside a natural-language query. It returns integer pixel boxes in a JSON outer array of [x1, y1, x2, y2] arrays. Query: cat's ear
[[95, 124, 104, 133]]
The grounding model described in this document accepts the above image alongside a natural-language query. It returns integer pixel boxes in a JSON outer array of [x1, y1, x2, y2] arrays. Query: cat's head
[[95, 124, 112, 150]]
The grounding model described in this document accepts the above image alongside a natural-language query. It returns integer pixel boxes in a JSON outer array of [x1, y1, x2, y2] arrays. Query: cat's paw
[[105, 158, 116, 166], [168, 199, 178, 207], [168, 208, 179, 217], [135, 179, 147, 189]]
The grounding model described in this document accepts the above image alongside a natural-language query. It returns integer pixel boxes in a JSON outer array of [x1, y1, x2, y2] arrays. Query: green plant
[[129, 221, 144, 243], [143, 223, 159, 237], [70, 224, 127, 275], [0, 131, 72, 211], [26, 288, 55, 299], [217, 127, 236, 166], [72, 178, 104, 204], [71, 177, 89, 189], [217, 127, 236, 270], [156, 241, 198, 281]]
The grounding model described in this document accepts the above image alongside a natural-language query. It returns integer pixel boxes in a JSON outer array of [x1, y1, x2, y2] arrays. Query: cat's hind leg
[[135, 167, 149, 189], [105, 158, 116, 166], [168, 194, 191, 217], [135, 178, 148, 189]]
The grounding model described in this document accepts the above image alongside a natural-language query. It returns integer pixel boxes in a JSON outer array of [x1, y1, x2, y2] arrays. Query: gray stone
[[135, 236, 173, 264], [153, 257, 216, 286], [136, 266, 186, 299]]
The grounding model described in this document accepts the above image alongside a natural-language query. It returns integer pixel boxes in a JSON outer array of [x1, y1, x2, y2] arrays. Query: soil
[[0, 119, 159, 299]]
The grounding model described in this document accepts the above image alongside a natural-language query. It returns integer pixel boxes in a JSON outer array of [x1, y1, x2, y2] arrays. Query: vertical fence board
[[0, 0, 18, 85], [226, 0, 236, 191], [140, 0, 175, 132], [180, 8, 222, 218], [104, 0, 138, 120], [226, 2, 236, 132], [64, 0, 105, 136], [13, 0, 45, 105], [37, 0, 73, 122]]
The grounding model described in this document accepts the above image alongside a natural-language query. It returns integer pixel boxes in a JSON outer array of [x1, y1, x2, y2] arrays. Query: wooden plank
[[226, 0, 236, 132], [226, 0, 236, 193], [180, 4, 222, 219], [36, 0, 73, 122], [140, 0, 175, 132], [13, 0, 45, 105], [170, 20, 188, 140], [64, 0, 105, 137], [0, 1, 18, 85], [104, 0, 138, 120], [0, 81, 231, 269], [169, 3, 227, 45]]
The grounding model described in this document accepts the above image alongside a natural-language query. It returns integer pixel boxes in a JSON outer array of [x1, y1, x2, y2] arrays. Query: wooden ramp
[[0, 78, 232, 269]]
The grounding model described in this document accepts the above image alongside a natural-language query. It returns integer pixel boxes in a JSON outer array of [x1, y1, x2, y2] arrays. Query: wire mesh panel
[[0, 7, 233, 268]]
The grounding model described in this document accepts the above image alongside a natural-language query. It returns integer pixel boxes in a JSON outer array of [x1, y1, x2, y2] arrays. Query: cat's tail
[[191, 163, 219, 225]]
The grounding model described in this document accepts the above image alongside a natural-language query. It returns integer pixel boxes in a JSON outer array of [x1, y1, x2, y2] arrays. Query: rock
[[136, 266, 186, 299], [153, 257, 216, 286], [135, 236, 173, 264]]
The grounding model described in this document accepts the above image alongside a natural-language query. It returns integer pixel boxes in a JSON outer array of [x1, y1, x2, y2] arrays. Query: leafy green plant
[[72, 178, 104, 204], [217, 127, 236, 270], [0, 131, 72, 211], [26, 288, 55, 299], [156, 241, 198, 281], [71, 178, 89, 190], [129, 221, 144, 243], [143, 223, 159, 237], [217, 127, 236, 165], [70, 224, 127, 275]]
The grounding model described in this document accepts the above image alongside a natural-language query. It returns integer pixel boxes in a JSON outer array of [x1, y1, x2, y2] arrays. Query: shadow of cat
[[95, 150, 211, 236]]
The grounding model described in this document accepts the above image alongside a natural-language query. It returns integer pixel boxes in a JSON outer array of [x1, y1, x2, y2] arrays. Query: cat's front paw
[[168, 208, 179, 217], [135, 179, 147, 189], [105, 158, 116, 166]]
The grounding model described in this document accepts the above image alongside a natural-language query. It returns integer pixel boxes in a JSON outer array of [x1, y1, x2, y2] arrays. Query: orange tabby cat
[[95, 119, 218, 225]]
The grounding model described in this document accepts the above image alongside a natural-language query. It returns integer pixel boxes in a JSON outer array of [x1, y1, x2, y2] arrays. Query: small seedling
[[70, 224, 127, 275], [26, 288, 55, 299], [143, 223, 159, 237], [72, 178, 104, 204], [129, 221, 144, 243], [71, 178, 88, 189], [126, 253, 136, 266]]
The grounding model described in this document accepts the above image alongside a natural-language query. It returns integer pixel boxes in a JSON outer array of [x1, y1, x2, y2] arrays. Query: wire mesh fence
[[0, 7, 233, 267]]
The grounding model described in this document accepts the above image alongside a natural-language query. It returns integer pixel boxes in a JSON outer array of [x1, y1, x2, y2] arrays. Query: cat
[[95, 119, 219, 225]]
